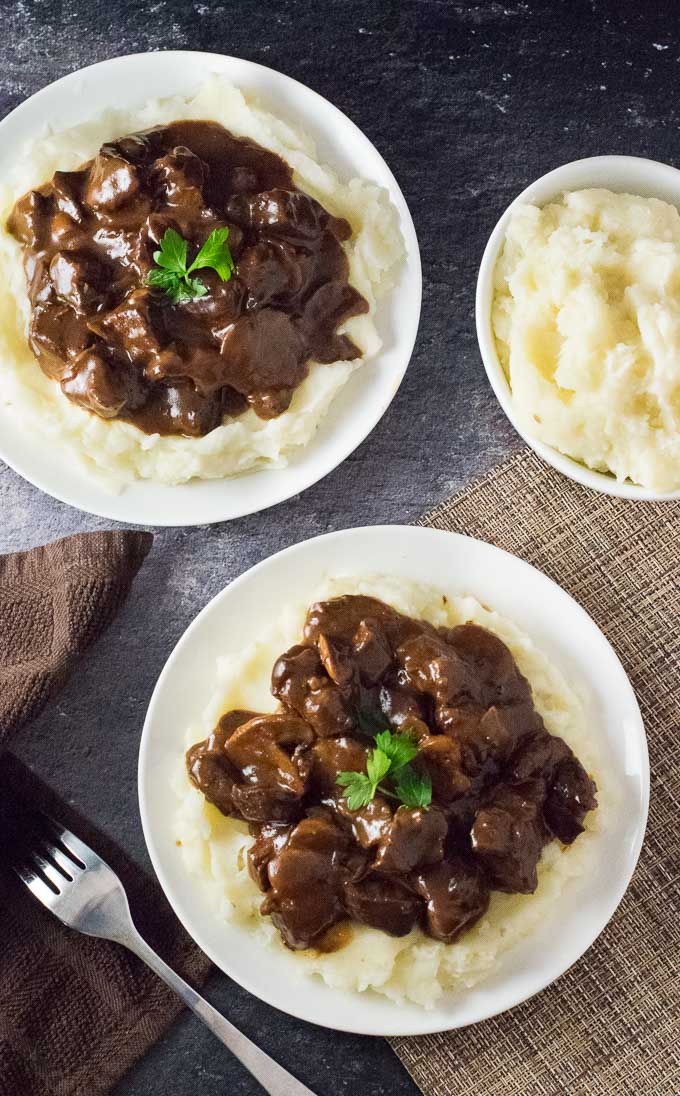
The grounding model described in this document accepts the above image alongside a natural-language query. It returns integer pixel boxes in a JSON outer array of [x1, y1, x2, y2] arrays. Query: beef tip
[[373, 807, 448, 874], [60, 350, 145, 418], [508, 728, 571, 783], [7, 189, 50, 249], [308, 736, 367, 796], [456, 704, 533, 778], [332, 793, 394, 849], [262, 815, 349, 949], [471, 780, 547, 893], [343, 876, 421, 936], [412, 857, 490, 943], [247, 821, 293, 891], [49, 251, 106, 312], [396, 632, 471, 708], [298, 281, 367, 364], [231, 784, 302, 824], [237, 240, 305, 308], [84, 149, 141, 211], [51, 170, 86, 224], [417, 735, 471, 802], [445, 624, 534, 709], [152, 383, 225, 438], [378, 685, 430, 739], [271, 644, 355, 737], [544, 757, 597, 844], [89, 288, 181, 376], [29, 302, 92, 377], [226, 188, 331, 242], [352, 621, 393, 686], [304, 595, 432, 651], [151, 146, 206, 203], [185, 710, 255, 816], [219, 308, 306, 416]]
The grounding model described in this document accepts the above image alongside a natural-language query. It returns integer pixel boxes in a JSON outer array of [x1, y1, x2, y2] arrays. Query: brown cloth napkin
[[391, 450, 680, 1096], [0, 531, 211, 1096]]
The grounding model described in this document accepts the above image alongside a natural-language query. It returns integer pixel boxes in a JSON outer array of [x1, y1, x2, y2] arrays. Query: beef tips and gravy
[[7, 121, 368, 437], [186, 595, 597, 952]]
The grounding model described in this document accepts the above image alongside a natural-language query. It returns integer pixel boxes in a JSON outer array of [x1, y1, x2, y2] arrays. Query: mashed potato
[[173, 574, 607, 1008], [493, 188, 680, 492], [0, 79, 404, 491]]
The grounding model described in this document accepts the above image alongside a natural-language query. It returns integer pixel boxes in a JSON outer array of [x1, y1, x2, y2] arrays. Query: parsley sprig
[[337, 728, 432, 811], [145, 227, 235, 303]]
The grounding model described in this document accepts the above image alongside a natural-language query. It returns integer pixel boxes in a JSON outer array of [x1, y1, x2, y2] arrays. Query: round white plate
[[139, 525, 648, 1036], [476, 155, 680, 501], [0, 52, 421, 525]]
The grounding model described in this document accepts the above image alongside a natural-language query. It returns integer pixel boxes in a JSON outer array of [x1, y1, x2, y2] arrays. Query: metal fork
[[14, 814, 317, 1096]]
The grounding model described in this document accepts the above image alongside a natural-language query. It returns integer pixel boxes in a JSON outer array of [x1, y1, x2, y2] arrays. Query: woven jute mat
[[390, 449, 679, 1096]]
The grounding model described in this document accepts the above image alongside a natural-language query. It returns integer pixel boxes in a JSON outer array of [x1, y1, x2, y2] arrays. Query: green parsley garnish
[[337, 728, 432, 812], [145, 227, 235, 303]]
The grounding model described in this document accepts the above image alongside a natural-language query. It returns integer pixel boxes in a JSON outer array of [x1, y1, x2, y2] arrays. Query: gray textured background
[[1, 1, 676, 1093]]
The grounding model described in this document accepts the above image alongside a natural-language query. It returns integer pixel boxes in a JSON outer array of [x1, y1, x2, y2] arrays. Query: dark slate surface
[[1, 1, 675, 1093]]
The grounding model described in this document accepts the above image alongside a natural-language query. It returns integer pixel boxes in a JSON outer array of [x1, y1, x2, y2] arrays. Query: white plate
[[0, 52, 421, 525], [476, 154, 680, 500], [139, 525, 648, 1036]]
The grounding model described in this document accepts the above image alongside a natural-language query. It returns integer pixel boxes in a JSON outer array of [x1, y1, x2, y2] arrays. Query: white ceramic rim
[[476, 154, 680, 501], [0, 51, 422, 525], [138, 525, 649, 1036]]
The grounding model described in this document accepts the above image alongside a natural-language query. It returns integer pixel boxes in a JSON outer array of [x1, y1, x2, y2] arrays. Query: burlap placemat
[[391, 449, 679, 1096], [0, 531, 212, 1096]]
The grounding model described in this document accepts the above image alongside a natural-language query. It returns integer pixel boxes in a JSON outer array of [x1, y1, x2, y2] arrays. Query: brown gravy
[[8, 121, 368, 437], [186, 595, 597, 952]]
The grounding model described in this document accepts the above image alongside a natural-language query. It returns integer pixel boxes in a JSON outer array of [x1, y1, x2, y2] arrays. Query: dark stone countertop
[[1, 1, 676, 1092]]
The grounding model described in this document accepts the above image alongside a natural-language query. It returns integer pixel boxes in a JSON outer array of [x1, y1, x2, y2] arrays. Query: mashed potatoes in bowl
[[174, 573, 609, 1009], [0, 74, 405, 493], [482, 166, 680, 496]]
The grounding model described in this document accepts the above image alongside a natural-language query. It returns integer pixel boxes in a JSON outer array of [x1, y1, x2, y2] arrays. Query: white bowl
[[476, 155, 680, 500], [0, 52, 421, 525], [138, 525, 648, 1036]]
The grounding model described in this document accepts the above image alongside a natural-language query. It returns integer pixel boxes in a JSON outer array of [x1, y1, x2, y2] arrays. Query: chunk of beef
[[508, 728, 571, 783], [471, 780, 547, 893], [60, 350, 145, 418], [298, 281, 367, 363], [219, 308, 306, 417], [185, 709, 255, 816], [417, 735, 471, 802], [412, 857, 490, 943], [261, 815, 350, 949], [237, 240, 306, 308], [332, 794, 394, 849], [84, 149, 140, 211], [544, 757, 597, 844], [151, 146, 206, 204], [226, 188, 333, 242], [307, 736, 367, 797], [304, 595, 432, 651], [378, 685, 430, 739], [373, 807, 448, 874], [51, 170, 86, 224], [445, 624, 535, 709], [7, 189, 50, 249], [88, 288, 181, 376], [247, 821, 293, 891], [29, 302, 92, 377], [343, 876, 421, 936], [271, 643, 355, 737], [49, 251, 106, 312], [396, 632, 471, 708]]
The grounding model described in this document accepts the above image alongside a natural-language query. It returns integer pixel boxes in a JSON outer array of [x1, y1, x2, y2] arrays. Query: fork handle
[[121, 928, 317, 1096]]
